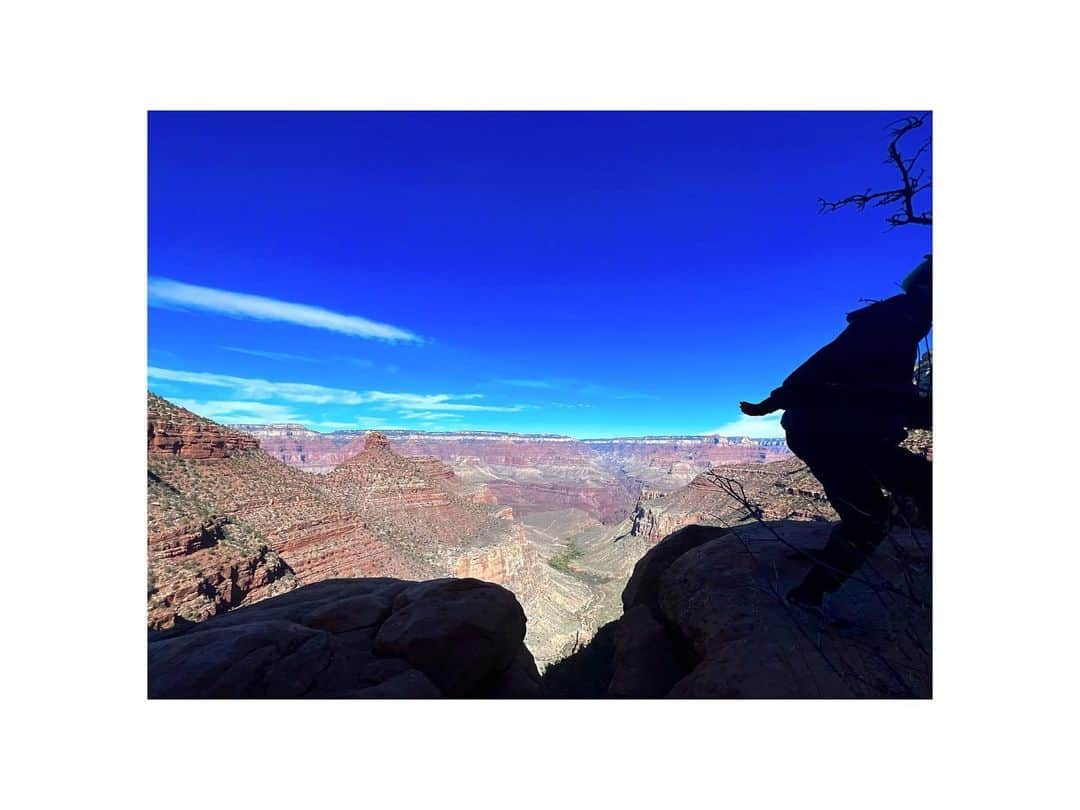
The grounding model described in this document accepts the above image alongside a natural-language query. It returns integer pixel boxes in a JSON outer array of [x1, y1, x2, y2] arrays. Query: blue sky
[[149, 112, 931, 438]]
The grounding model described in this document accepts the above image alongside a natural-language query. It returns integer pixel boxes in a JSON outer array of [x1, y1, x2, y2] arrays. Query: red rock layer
[[233, 426, 791, 523], [229, 423, 366, 472], [148, 516, 221, 560], [452, 525, 544, 604], [147, 543, 294, 631], [325, 433, 489, 550], [482, 480, 635, 524], [148, 403, 554, 634], [148, 393, 259, 458]]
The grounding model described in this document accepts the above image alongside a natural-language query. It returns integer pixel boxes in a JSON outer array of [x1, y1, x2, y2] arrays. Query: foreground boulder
[[548, 520, 931, 698], [148, 577, 540, 698]]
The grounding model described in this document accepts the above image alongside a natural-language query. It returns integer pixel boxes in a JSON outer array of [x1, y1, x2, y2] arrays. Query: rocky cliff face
[[150, 393, 259, 458], [323, 432, 547, 604], [226, 423, 363, 472], [149, 398, 430, 629], [148, 395, 564, 655], [627, 455, 834, 543], [370, 432, 641, 524], [147, 398, 301, 628]]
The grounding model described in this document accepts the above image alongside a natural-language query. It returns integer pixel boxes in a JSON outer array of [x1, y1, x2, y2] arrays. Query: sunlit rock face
[[147, 396, 561, 655], [149, 392, 259, 458]]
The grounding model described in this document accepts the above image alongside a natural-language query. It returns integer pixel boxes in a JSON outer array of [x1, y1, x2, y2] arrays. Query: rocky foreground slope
[[544, 521, 931, 698], [149, 577, 541, 698], [150, 519, 930, 698]]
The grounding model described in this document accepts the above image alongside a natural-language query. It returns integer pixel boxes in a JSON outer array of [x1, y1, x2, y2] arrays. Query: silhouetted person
[[740, 256, 932, 608]]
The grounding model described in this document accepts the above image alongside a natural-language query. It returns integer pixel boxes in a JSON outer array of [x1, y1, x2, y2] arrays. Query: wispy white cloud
[[497, 378, 562, 390], [493, 377, 655, 400], [709, 412, 785, 439], [171, 399, 303, 424], [580, 383, 657, 401], [400, 411, 465, 421], [221, 346, 320, 363], [337, 356, 375, 368], [148, 367, 524, 414], [149, 277, 424, 343]]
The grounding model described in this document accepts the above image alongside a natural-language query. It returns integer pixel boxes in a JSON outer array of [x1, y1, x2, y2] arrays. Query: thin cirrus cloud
[[221, 346, 320, 363], [497, 379, 562, 390], [148, 366, 525, 414], [495, 378, 655, 400], [171, 399, 304, 424], [149, 277, 424, 343]]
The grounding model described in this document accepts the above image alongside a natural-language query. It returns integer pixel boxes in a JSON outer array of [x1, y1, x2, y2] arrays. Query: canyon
[[152, 392, 930, 684], [151, 394, 609, 664], [231, 424, 791, 522]]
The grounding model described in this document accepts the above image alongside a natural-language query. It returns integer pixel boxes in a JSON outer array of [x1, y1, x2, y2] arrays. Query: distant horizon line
[[149, 390, 788, 442], [224, 420, 788, 442]]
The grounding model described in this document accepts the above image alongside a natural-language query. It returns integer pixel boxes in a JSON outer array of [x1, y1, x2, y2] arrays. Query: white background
[[2, 1, 1076, 808]]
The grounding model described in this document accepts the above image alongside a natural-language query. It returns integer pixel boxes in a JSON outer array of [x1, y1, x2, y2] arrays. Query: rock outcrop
[[148, 578, 541, 698], [226, 422, 364, 473], [547, 521, 931, 698], [147, 469, 297, 630], [324, 433, 489, 550], [623, 430, 932, 544], [148, 401, 427, 631], [149, 393, 259, 458], [627, 456, 836, 543]]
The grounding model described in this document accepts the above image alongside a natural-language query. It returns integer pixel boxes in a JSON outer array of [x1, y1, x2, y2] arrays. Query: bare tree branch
[[819, 113, 932, 228]]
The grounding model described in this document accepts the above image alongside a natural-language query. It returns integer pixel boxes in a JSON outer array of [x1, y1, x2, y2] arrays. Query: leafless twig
[[819, 113, 932, 229]]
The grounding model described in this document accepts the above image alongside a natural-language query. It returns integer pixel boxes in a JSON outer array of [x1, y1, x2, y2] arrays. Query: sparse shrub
[[548, 537, 583, 573]]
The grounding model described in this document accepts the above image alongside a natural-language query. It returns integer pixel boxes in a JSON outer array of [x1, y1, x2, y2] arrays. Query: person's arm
[[740, 387, 787, 416]]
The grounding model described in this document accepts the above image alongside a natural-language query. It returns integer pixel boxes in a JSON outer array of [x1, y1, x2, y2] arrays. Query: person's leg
[[788, 454, 891, 605]]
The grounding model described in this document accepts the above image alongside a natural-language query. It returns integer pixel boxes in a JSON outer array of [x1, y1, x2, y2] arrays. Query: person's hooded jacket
[[762, 293, 931, 432]]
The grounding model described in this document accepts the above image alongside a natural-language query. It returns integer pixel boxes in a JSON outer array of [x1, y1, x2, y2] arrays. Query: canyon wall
[[148, 395, 553, 639], [584, 435, 790, 490]]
